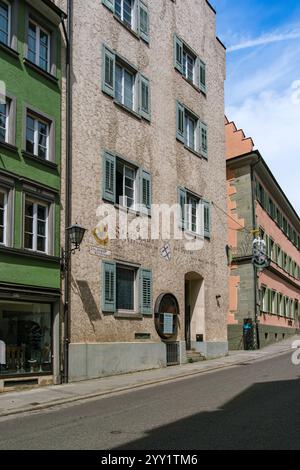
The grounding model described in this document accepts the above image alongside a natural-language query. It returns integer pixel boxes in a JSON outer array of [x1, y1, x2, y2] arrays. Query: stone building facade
[[226, 118, 300, 350], [58, 0, 228, 381]]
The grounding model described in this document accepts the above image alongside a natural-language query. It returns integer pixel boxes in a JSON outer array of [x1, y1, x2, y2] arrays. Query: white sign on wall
[[163, 313, 174, 335], [89, 246, 112, 258]]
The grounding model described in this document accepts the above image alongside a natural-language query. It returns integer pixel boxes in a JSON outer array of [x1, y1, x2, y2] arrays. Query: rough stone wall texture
[[57, 0, 228, 347], [227, 165, 253, 257]]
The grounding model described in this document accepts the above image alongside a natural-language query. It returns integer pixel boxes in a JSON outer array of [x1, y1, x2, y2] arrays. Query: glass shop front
[[0, 300, 52, 377]]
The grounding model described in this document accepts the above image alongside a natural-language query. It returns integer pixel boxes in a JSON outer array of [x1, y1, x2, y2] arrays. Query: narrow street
[[0, 351, 299, 450]]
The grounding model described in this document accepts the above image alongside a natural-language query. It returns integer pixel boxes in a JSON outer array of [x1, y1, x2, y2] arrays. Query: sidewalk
[[0, 336, 298, 419]]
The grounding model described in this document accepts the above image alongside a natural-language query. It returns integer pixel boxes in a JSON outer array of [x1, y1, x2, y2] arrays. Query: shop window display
[[0, 301, 52, 376]]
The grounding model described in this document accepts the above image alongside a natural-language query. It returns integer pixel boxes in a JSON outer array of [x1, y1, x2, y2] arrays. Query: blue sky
[[211, 0, 300, 214]]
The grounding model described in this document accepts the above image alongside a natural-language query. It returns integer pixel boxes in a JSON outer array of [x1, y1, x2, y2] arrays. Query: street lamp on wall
[[61, 223, 86, 275]]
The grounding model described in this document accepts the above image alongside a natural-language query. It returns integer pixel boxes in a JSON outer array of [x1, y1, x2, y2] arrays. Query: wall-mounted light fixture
[[61, 223, 86, 275]]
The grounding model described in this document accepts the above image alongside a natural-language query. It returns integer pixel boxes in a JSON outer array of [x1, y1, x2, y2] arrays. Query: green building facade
[[0, 0, 66, 388]]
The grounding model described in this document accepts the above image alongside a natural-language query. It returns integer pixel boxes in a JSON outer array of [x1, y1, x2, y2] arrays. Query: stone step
[[186, 351, 205, 363]]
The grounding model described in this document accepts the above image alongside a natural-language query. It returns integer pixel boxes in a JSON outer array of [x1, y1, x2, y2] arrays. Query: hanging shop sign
[[252, 237, 270, 269]]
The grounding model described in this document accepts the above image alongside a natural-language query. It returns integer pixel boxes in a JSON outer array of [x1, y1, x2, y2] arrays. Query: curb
[[0, 345, 294, 419]]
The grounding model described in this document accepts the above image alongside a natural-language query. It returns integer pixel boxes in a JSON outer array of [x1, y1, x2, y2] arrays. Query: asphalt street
[[0, 351, 300, 450]]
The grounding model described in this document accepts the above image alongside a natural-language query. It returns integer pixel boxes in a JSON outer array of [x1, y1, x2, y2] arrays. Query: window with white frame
[[116, 159, 136, 209], [183, 49, 195, 83], [0, 100, 8, 143], [115, 62, 135, 110], [24, 198, 48, 253], [102, 45, 151, 120], [26, 113, 49, 160], [176, 101, 208, 158], [271, 290, 276, 314], [178, 187, 210, 238], [185, 111, 197, 151], [115, 0, 134, 29], [278, 294, 283, 316], [174, 34, 206, 93], [102, 0, 149, 42], [27, 19, 50, 72], [0, 189, 7, 245], [186, 193, 200, 234], [262, 286, 268, 312], [116, 264, 137, 312], [102, 260, 152, 315], [103, 150, 152, 213], [0, 0, 10, 46]]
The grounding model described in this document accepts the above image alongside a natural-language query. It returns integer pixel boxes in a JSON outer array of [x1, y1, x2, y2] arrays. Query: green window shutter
[[102, 44, 115, 97], [102, 261, 116, 312], [276, 293, 280, 315], [200, 122, 208, 158], [178, 187, 187, 230], [140, 169, 152, 213], [199, 59, 206, 93], [102, 151, 116, 202], [139, 1, 149, 43], [174, 34, 183, 73], [102, 0, 114, 11], [140, 268, 152, 315], [176, 101, 185, 143], [203, 200, 211, 239], [267, 288, 272, 313], [292, 300, 295, 319], [139, 74, 151, 121]]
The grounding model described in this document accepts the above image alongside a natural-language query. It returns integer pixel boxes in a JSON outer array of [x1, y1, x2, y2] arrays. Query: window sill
[[270, 260, 300, 282], [261, 311, 295, 321], [184, 230, 204, 240], [22, 150, 58, 170], [114, 203, 151, 218], [113, 14, 140, 39], [113, 100, 142, 121], [23, 58, 59, 84], [182, 143, 208, 160], [181, 229, 210, 241], [0, 41, 19, 59], [0, 245, 60, 262], [175, 69, 206, 96], [182, 75, 201, 93], [115, 311, 143, 320], [0, 141, 18, 153]]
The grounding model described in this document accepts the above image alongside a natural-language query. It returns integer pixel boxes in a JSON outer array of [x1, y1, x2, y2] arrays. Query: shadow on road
[[115, 376, 300, 450]]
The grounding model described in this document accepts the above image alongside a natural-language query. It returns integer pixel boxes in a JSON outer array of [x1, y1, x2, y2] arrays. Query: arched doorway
[[185, 272, 204, 351]]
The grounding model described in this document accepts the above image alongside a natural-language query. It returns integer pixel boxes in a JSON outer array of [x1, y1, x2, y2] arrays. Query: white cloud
[[226, 82, 300, 215], [226, 41, 300, 105], [228, 28, 300, 52]]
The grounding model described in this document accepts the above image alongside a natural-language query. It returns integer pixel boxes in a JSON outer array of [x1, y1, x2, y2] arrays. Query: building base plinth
[[192, 341, 228, 358], [68, 342, 167, 382]]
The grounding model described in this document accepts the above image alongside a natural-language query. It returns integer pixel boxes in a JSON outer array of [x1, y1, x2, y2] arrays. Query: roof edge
[[41, 0, 67, 19], [216, 36, 226, 50], [227, 151, 300, 228], [206, 0, 216, 14]]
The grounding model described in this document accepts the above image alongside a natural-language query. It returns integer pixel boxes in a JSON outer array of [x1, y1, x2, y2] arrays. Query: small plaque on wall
[[89, 246, 112, 258], [163, 313, 174, 335]]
